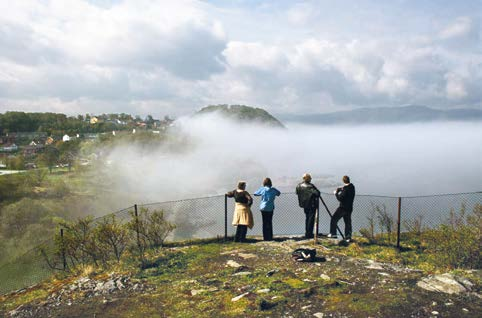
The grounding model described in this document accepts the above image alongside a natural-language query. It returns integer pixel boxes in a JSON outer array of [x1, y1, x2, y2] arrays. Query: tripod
[[317, 195, 345, 240]]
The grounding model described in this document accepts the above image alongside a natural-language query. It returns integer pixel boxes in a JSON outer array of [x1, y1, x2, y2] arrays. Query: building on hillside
[[45, 137, 54, 145], [90, 117, 99, 124], [24, 162, 37, 170], [63, 134, 71, 142], [0, 135, 16, 145], [23, 144, 44, 157], [0, 144, 19, 152], [84, 133, 99, 140]]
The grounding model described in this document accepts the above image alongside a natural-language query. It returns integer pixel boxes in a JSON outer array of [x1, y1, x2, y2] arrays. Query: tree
[[37, 145, 59, 173]]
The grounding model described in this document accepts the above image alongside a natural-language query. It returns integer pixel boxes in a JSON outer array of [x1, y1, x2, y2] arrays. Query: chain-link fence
[[1, 191, 480, 295], [0, 239, 56, 295]]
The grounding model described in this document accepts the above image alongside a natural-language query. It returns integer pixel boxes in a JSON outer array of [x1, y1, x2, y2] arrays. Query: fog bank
[[105, 114, 482, 204]]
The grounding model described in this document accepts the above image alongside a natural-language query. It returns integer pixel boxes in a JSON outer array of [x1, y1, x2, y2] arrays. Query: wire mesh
[[401, 192, 482, 231], [0, 239, 56, 295], [1, 191, 480, 295], [138, 195, 226, 240]]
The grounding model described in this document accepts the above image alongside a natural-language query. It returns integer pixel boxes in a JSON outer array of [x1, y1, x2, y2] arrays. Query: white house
[[62, 134, 71, 142]]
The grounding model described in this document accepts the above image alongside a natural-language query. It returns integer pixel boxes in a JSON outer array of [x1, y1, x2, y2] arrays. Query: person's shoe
[[345, 238, 351, 243], [327, 233, 338, 239]]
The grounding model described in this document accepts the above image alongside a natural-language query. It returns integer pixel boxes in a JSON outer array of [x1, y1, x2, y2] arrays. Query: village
[[0, 113, 175, 172]]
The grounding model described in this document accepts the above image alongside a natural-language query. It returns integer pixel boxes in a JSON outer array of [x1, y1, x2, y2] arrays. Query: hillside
[[196, 105, 285, 128], [1, 237, 480, 318], [280, 105, 482, 125]]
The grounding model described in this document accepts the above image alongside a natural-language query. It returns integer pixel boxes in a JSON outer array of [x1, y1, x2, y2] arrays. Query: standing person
[[328, 175, 356, 241], [296, 173, 320, 239], [253, 177, 281, 241], [226, 181, 254, 242]]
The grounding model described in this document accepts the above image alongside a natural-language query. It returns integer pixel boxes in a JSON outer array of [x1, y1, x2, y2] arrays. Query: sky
[[0, 0, 481, 118]]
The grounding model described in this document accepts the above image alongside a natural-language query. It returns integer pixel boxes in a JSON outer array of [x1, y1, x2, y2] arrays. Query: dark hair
[[237, 181, 246, 190], [263, 177, 272, 187], [342, 175, 350, 184]]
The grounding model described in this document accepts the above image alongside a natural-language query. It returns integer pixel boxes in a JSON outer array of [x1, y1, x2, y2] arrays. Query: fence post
[[134, 204, 140, 247], [134, 204, 144, 264], [224, 194, 228, 241], [60, 228, 67, 271], [397, 197, 402, 249]]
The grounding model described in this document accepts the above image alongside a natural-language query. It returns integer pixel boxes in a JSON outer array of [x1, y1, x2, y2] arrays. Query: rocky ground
[[1, 237, 480, 317]]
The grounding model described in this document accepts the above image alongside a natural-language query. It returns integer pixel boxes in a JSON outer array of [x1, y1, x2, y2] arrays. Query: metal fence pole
[[60, 228, 67, 271], [224, 194, 228, 240], [134, 204, 144, 263], [134, 204, 140, 245], [397, 197, 402, 248]]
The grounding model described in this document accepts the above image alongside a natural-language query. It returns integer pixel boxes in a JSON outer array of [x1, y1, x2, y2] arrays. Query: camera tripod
[[314, 195, 345, 242]]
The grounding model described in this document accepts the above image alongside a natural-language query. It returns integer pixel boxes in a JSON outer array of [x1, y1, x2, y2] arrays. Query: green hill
[[196, 105, 285, 128]]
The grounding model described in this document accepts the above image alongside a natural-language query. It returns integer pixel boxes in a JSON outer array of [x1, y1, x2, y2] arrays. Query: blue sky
[[0, 0, 480, 117]]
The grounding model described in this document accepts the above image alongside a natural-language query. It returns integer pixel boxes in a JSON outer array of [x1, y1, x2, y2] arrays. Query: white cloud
[[0, 1, 480, 116], [439, 17, 473, 40], [445, 73, 468, 99]]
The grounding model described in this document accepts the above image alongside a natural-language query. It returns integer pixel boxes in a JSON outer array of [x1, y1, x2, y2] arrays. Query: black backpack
[[291, 248, 316, 262]]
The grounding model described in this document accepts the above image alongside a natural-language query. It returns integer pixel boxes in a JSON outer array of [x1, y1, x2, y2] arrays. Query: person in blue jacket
[[253, 177, 281, 241]]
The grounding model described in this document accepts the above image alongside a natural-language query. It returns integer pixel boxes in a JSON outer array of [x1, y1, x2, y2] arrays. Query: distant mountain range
[[195, 104, 285, 128], [279, 105, 482, 125]]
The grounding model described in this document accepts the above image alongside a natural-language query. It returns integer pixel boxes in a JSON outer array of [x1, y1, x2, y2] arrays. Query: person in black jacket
[[296, 173, 320, 239], [328, 175, 356, 241]]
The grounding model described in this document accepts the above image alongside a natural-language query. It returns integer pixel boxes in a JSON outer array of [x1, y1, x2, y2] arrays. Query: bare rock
[[365, 260, 384, 270], [257, 288, 270, 293], [232, 271, 252, 276], [226, 260, 242, 268], [417, 273, 468, 294], [238, 253, 257, 259], [231, 292, 249, 302], [191, 289, 206, 296]]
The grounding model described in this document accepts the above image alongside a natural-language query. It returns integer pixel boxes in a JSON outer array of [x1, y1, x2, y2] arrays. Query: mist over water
[[105, 114, 482, 204]]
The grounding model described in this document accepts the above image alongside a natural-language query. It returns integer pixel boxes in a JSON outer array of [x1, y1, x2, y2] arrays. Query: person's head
[[342, 175, 350, 184], [263, 177, 272, 187], [237, 181, 247, 190], [302, 173, 312, 183]]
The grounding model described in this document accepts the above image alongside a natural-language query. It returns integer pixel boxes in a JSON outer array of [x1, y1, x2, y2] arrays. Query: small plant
[[403, 214, 424, 236], [375, 204, 394, 243]]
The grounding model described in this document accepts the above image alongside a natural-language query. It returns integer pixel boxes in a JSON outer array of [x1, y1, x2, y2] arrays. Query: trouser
[[330, 207, 352, 238], [261, 210, 273, 241], [234, 225, 248, 242], [304, 207, 316, 238]]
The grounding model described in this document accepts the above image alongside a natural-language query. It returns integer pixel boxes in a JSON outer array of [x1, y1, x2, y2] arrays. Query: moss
[[0, 289, 49, 312], [283, 278, 308, 289]]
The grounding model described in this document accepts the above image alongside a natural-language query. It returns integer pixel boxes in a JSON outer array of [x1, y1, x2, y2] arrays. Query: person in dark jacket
[[328, 175, 356, 241], [254, 177, 281, 241], [296, 173, 320, 239], [226, 181, 254, 242]]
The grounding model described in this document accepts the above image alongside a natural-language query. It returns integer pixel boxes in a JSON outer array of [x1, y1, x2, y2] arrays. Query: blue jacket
[[253, 186, 281, 212]]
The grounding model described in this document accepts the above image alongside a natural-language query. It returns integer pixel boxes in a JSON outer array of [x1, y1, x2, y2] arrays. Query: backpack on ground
[[291, 248, 316, 262]]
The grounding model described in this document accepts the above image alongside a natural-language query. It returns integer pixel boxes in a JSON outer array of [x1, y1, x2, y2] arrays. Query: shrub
[[95, 215, 129, 263], [422, 204, 481, 269], [54, 217, 100, 268], [127, 208, 176, 264]]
